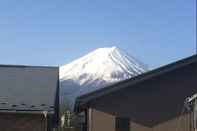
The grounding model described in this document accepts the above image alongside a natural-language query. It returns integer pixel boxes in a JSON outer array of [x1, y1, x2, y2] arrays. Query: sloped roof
[[0, 65, 59, 113], [75, 54, 197, 112]]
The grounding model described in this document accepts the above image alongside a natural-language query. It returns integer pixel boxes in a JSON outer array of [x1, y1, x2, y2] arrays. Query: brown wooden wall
[[88, 109, 115, 131], [0, 113, 46, 131], [85, 60, 197, 131], [89, 109, 194, 131]]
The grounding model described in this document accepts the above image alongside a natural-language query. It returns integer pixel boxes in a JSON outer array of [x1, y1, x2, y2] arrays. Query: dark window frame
[[115, 117, 130, 131]]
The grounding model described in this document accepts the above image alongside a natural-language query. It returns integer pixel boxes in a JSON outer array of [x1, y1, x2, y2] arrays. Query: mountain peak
[[60, 46, 148, 86], [87, 46, 119, 58], [60, 47, 148, 109], [96, 46, 118, 52]]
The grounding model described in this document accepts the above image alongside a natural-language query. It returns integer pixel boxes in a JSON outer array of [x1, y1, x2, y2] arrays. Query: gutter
[[0, 110, 54, 115]]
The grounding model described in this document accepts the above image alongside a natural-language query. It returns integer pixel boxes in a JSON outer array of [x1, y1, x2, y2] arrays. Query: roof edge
[[0, 64, 58, 68], [0, 109, 54, 115]]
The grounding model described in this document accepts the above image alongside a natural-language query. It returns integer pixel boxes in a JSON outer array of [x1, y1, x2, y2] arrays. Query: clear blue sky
[[0, 0, 196, 68]]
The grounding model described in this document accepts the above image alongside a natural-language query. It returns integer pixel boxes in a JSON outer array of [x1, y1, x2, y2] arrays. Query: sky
[[0, 0, 196, 68]]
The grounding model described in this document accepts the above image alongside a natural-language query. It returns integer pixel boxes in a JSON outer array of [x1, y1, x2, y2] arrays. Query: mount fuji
[[60, 47, 148, 109]]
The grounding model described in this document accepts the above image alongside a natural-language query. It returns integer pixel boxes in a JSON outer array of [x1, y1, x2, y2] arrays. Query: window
[[115, 117, 130, 131]]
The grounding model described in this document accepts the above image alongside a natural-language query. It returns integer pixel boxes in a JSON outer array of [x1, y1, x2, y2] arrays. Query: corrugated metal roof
[[0, 65, 59, 112]]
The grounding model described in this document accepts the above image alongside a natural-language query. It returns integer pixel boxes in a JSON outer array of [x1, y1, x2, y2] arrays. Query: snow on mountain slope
[[60, 47, 148, 109]]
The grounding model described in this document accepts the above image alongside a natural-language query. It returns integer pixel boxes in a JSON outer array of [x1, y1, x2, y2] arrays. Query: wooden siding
[[88, 108, 115, 131], [88, 109, 194, 131]]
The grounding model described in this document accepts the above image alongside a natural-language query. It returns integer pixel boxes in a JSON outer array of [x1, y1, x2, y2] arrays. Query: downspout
[[194, 99, 197, 131], [88, 108, 93, 131], [43, 111, 48, 131]]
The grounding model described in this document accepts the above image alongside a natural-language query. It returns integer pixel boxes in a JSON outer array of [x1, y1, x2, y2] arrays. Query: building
[[0, 65, 59, 131], [75, 55, 197, 131]]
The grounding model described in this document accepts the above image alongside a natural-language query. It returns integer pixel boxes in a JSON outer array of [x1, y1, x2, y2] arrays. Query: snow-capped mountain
[[60, 47, 148, 109]]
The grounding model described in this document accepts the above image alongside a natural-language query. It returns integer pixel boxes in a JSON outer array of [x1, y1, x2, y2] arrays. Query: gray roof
[[0, 65, 59, 113]]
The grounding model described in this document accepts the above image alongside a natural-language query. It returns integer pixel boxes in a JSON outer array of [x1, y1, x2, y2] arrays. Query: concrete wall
[[0, 113, 46, 131]]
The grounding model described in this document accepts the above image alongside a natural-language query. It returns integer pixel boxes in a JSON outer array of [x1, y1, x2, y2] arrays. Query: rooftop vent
[[50, 106, 54, 109], [1, 102, 8, 105], [30, 105, 35, 108], [12, 105, 17, 107], [41, 104, 46, 106]]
